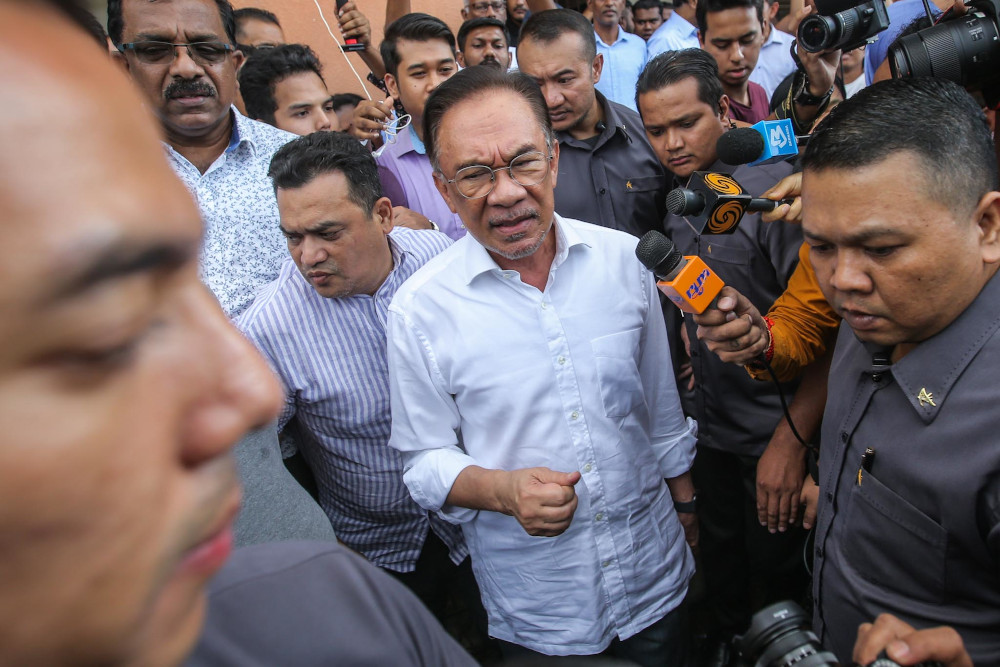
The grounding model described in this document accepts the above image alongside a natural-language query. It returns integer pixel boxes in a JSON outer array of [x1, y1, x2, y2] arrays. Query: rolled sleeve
[[387, 307, 480, 524], [637, 265, 699, 479]]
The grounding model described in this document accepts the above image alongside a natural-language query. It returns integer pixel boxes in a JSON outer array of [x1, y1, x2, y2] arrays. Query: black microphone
[[716, 122, 808, 166], [666, 172, 794, 235]]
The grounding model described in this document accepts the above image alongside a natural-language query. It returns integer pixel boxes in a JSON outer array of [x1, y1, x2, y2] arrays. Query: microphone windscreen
[[716, 128, 766, 166], [636, 231, 683, 279]]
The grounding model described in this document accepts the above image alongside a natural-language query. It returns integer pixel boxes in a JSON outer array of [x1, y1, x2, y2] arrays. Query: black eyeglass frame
[[442, 151, 554, 200], [117, 41, 236, 65]]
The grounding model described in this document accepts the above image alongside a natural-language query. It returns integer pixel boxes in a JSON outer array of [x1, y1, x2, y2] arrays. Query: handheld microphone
[[666, 172, 795, 236], [635, 231, 725, 314], [716, 119, 804, 166]]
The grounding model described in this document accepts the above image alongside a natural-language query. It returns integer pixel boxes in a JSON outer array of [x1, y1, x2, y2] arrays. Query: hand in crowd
[[756, 430, 807, 533], [350, 95, 394, 141], [500, 468, 581, 537], [692, 287, 769, 364], [761, 173, 803, 225], [337, 0, 373, 46], [392, 206, 435, 230], [853, 614, 973, 667], [798, 475, 819, 530], [794, 3, 841, 102], [677, 325, 695, 392], [677, 510, 699, 555]]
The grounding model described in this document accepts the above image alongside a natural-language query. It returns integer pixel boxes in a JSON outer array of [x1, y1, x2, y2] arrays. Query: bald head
[[0, 4, 280, 665]]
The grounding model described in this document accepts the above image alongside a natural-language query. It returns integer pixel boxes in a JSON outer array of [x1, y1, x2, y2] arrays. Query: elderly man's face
[[433, 90, 559, 264], [462, 0, 507, 21], [235, 17, 285, 48], [0, 5, 281, 664], [119, 0, 244, 141]]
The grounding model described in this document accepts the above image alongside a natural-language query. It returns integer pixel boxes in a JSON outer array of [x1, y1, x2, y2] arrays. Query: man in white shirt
[[747, 0, 796, 100], [646, 0, 699, 58], [387, 66, 699, 665]]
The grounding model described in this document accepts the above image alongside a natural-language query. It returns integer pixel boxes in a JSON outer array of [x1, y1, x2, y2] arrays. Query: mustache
[[164, 80, 217, 100], [489, 208, 538, 227]]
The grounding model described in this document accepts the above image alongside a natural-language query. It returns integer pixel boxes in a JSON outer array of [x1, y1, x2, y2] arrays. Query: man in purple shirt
[[374, 14, 467, 240]]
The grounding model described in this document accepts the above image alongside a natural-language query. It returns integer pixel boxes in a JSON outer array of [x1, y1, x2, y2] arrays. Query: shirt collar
[[228, 108, 260, 157], [763, 25, 793, 47], [594, 27, 630, 47], [880, 270, 1000, 423], [556, 91, 629, 150], [461, 213, 591, 285], [667, 11, 697, 36]]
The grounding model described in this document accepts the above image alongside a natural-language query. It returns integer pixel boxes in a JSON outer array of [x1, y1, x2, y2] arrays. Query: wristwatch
[[674, 495, 697, 513]]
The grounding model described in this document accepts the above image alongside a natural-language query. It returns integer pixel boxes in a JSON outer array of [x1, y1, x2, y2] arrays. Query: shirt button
[[840, 431, 848, 443], [599, 188, 607, 195], [816, 547, 824, 559], [872, 373, 883, 382], [558, 356, 566, 365], [595, 512, 604, 521], [541, 302, 548, 309], [571, 410, 579, 420], [601, 559, 611, 568], [583, 463, 593, 473], [826, 492, 834, 502]]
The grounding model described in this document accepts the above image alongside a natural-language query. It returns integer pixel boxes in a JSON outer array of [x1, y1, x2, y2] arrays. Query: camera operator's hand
[[350, 95, 394, 142], [853, 613, 972, 667], [692, 287, 769, 364], [761, 173, 803, 225]]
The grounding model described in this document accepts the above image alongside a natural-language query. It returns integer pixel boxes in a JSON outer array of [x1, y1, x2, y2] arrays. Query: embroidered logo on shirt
[[917, 388, 936, 407], [626, 180, 633, 190]]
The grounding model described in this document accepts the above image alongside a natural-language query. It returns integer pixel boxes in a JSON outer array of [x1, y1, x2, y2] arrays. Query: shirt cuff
[[402, 448, 480, 525], [654, 416, 699, 479]]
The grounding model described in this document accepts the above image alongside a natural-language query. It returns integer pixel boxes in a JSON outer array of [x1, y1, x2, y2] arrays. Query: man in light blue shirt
[[590, 0, 647, 111], [748, 0, 796, 100], [646, 0, 700, 58]]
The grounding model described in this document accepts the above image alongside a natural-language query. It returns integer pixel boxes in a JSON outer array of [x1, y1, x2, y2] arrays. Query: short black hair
[[380, 13, 457, 79], [636, 48, 724, 112], [457, 17, 510, 52], [423, 67, 554, 171], [633, 0, 664, 13], [108, 0, 237, 46], [269, 131, 383, 214], [803, 77, 998, 216], [239, 44, 325, 124], [234, 7, 281, 29], [519, 9, 597, 63], [696, 0, 763, 36], [330, 92, 364, 112]]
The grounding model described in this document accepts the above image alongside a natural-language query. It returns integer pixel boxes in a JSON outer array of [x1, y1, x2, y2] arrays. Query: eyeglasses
[[118, 41, 235, 66], [443, 151, 553, 199], [469, 1, 505, 11]]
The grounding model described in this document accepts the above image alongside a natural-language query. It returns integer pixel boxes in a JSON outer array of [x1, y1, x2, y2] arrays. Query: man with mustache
[[109, 0, 294, 319], [457, 17, 512, 70], [235, 131, 492, 649], [388, 66, 699, 664]]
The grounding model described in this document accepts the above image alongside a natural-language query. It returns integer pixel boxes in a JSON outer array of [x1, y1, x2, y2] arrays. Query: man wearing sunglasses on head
[[109, 0, 293, 321]]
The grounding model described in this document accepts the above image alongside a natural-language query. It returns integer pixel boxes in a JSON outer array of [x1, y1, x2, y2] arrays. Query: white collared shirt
[[646, 11, 700, 60], [387, 215, 697, 654], [748, 26, 796, 100]]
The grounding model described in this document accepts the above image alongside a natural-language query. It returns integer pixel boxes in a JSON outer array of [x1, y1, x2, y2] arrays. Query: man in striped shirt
[[238, 131, 480, 626]]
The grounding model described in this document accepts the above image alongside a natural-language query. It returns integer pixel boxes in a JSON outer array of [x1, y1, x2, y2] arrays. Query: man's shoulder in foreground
[[185, 541, 477, 667]]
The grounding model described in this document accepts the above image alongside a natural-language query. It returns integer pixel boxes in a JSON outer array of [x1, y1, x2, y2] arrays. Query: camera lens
[[736, 601, 839, 667], [798, 14, 840, 51], [889, 10, 1000, 88]]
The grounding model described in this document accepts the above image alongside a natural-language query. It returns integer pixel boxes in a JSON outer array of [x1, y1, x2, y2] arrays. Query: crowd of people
[[2, 0, 998, 665]]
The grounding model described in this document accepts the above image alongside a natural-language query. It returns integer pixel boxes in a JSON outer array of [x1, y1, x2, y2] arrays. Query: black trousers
[[692, 445, 810, 638]]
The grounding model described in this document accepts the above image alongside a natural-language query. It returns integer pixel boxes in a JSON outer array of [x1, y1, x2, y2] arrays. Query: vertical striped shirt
[[238, 227, 466, 572]]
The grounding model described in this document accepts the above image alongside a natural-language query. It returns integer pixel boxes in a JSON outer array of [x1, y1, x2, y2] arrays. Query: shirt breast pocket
[[843, 469, 947, 604], [591, 327, 644, 420]]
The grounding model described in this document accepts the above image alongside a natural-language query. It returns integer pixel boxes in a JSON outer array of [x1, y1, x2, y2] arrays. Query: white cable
[[311, 0, 373, 100]]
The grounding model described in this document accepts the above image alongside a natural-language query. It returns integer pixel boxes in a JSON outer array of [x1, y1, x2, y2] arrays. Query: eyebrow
[[455, 143, 540, 172], [406, 58, 455, 72], [803, 225, 904, 245], [281, 221, 342, 235], [712, 30, 757, 44], [46, 239, 197, 304], [134, 31, 224, 43]]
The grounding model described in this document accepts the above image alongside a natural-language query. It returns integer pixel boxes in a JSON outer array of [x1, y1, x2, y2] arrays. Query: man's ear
[[457, 50, 467, 68], [717, 94, 730, 123], [976, 191, 1000, 265], [592, 52, 604, 84], [384, 73, 399, 100], [373, 196, 394, 232]]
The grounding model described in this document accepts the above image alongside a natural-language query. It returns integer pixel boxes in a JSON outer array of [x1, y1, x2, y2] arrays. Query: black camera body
[[889, 0, 1000, 106], [797, 0, 890, 52]]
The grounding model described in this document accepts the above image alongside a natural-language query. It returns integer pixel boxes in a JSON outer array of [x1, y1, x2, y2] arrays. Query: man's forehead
[[439, 92, 547, 162], [469, 27, 507, 42], [519, 34, 590, 73], [704, 6, 761, 34], [397, 38, 455, 65], [122, 0, 228, 39]]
